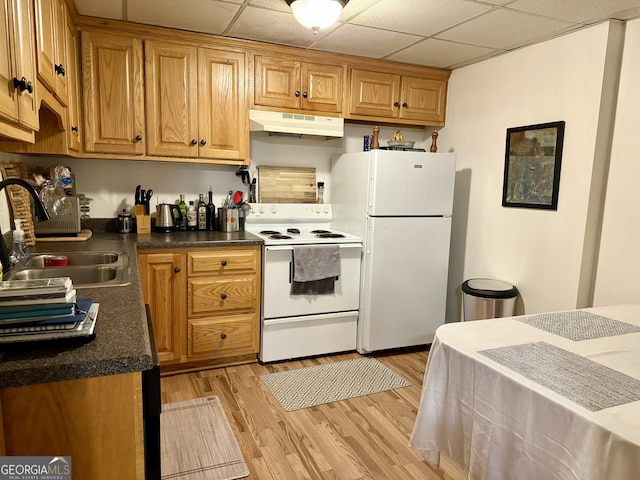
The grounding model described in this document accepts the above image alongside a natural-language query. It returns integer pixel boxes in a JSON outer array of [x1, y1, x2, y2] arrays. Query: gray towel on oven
[[291, 245, 341, 295]]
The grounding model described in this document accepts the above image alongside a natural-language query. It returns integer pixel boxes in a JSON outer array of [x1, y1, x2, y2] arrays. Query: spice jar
[[317, 182, 325, 204]]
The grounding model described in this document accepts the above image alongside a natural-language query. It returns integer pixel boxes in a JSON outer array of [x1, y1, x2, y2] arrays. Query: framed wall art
[[502, 121, 565, 210]]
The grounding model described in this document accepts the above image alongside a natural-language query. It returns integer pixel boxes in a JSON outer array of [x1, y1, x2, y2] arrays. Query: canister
[[219, 208, 239, 232]]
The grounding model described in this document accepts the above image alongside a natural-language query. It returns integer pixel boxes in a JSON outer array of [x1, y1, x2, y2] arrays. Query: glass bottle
[[317, 182, 324, 204], [197, 193, 207, 230], [178, 194, 187, 231], [207, 188, 216, 231], [187, 201, 197, 230]]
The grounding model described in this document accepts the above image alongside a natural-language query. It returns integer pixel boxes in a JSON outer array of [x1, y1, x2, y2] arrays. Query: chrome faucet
[[0, 178, 50, 275]]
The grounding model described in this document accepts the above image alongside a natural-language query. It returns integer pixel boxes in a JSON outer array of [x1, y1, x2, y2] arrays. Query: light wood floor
[[160, 349, 466, 480]]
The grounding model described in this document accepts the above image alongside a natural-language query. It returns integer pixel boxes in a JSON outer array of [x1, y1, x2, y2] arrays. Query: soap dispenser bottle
[[11, 219, 29, 263]]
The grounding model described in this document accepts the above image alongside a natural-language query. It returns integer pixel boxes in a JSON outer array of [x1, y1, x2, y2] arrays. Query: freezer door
[[358, 216, 451, 352], [368, 150, 455, 216]]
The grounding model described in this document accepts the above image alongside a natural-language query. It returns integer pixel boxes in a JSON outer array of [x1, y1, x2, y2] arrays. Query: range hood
[[249, 110, 344, 137]]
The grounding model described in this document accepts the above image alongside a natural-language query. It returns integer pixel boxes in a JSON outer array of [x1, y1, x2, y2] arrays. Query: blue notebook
[[0, 299, 93, 327]]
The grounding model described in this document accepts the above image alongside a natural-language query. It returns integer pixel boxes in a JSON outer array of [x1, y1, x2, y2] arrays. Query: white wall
[[593, 19, 640, 306], [439, 22, 623, 321]]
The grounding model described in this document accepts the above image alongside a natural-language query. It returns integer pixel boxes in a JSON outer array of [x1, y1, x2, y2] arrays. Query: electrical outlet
[[157, 195, 169, 204]]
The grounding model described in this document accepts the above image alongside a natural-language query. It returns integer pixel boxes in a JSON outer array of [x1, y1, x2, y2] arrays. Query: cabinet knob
[[55, 64, 65, 76], [220, 333, 227, 339], [13, 77, 33, 93], [174, 267, 181, 273], [221, 260, 227, 266], [190, 139, 197, 146], [295, 90, 300, 97], [221, 293, 227, 300], [135, 135, 142, 141], [302, 91, 308, 98], [200, 139, 206, 146], [71, 126, 78, 133], [402, 102, 408, 108], [393, 102, 400, 107]]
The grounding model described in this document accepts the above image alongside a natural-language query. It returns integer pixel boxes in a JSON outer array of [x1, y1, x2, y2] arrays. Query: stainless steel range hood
[[249, 110, 344, 137]]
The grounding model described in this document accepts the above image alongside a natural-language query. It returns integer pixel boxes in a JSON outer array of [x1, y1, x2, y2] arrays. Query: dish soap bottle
[[11, 219, 29, 263]]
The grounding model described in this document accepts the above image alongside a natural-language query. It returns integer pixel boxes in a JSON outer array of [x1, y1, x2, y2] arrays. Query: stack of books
[[0, 277, 99, 343]]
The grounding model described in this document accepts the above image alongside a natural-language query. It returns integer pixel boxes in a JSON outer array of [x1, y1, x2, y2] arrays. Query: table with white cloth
[[409, 304, 640, 480]]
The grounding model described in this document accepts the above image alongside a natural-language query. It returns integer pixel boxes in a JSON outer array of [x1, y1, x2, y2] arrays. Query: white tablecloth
[[410, 304, 640, 480]]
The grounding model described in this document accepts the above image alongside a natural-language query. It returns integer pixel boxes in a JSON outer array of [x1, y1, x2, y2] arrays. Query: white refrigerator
[[330, 150, 456, 353]]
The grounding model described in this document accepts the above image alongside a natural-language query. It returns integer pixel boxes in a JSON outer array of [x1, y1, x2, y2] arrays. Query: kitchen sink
[[7, 252, 130, 287], [25, 252, 120, 267]]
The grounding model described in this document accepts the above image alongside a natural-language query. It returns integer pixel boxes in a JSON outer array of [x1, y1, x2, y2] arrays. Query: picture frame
[[502, 121, 565, 210]]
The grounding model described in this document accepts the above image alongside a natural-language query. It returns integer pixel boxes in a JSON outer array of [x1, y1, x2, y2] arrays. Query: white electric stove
[[245, 203, 361, 245], [245, 204, 362, 362]]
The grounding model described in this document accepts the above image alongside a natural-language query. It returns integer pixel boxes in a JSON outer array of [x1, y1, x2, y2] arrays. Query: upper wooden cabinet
[[145, 40, 248, 161], [81, 30, 144, 155], [254, 54, 344, 115], [0, 0, 38, 140], [34, 0, 69, 106], [349, 68, 448, 125]]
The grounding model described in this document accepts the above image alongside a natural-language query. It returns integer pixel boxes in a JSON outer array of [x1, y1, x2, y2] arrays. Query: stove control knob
[[271, 205, 277, 213], [258, 206, 264, 214], [315, 205, 321, 213], [323, 205, 329, 214]]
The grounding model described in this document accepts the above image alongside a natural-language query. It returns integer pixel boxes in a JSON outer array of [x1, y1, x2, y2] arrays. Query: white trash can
[[462, 278, 518, 321]]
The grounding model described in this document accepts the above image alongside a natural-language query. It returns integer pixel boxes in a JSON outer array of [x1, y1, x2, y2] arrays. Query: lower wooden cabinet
[[138, 245, 261, 370]]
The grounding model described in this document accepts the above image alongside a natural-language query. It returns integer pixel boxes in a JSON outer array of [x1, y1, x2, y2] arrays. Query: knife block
[[135, 205, 151, 234]]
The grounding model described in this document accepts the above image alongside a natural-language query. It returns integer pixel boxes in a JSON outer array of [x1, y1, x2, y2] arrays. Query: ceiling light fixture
[[285, 0, 349, 35]]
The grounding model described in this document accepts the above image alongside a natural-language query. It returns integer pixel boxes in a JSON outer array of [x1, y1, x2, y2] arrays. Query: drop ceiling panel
[[436, 8, 574, 49], [387, 38, 499, 69], [508, 0, 640, 23], [350, 0, 492, 36], [128, 0, 241, 35], [311, 24, 421, 58], [73, 0, 122, 20]]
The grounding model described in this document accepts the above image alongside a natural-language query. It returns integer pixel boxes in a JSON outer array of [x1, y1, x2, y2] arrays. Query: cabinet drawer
[[188, 275, 257, 316], [188, 249, 258, 275], [189, 314, 256, 357]]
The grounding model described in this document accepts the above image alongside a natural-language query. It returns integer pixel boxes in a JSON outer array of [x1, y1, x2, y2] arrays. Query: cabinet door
[[52, 0, 67, 106], [0, 1, 19, 124], [33, 0, 56, 93], [0, 0, 36, 130], [301, 62, 344, 114], [82, 31, 145, 154], [198, 47, 248, 161], [254, 55, 300, 109], [399, 75, 447, 123], [138, 253, 186, 364], [145, 40, 198, 157], [65, 19, 80, 151], [349, 68, 401, 118]]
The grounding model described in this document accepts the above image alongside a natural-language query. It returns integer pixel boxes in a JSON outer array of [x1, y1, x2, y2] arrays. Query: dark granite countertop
[[136, 230, 262, 249], [0, 230, 262, 389]]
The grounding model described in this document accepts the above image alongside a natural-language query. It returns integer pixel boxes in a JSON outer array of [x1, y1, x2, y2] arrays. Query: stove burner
[[260, 230, 281, 235], [315, 233, 346, 239], [311, 229, 331, 234], [287, 228, 300, 234], [270, 234, 293, 240]]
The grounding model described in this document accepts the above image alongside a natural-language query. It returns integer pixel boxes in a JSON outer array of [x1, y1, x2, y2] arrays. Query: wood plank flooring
[[160, 349, 466, 480]]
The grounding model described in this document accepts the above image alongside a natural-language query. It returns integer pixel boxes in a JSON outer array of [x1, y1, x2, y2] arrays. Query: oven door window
[[263, 244, 361, 319]]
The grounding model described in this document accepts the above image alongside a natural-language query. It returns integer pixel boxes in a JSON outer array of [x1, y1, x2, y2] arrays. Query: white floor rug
[[161, 396, 249, 480], [261, 357, 410, 412]]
